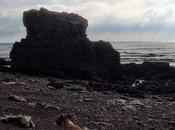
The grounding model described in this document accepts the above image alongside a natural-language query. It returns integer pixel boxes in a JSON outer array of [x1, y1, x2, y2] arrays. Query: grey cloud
[[0, 0, 47, 9], [48, 0, 115, 4], [0, 0, 175, 42], [88, 12, 175, 33], [0, 16, 25, 36], [88, 22, 175, 33]]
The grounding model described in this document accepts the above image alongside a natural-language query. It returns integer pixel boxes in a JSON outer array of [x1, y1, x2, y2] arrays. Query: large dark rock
[[0, 58, 11, 72], [23, 8, 88, 41], [10, 8, 121, 81], [0, 58, 10, 66], [121, 62, 172, 80]]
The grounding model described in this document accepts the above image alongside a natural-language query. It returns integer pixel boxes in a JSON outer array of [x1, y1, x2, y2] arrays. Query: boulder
[[47, 80, 65, 89], [10, 8, 121, 81], [0, 58, 10, 66], [140, 62, 171, 80], [0, 58, 11, 72], [121, 62, 172, 80], [0, 115, 35, 128], [141, 62, 170, 70]]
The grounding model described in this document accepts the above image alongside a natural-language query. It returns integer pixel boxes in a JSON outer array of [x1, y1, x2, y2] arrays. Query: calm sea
[[1, 41, 175, 66], [112, 41, 175, 66]]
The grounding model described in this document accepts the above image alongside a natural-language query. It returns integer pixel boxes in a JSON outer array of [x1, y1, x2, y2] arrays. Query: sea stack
[[10, 8, 121, 81]]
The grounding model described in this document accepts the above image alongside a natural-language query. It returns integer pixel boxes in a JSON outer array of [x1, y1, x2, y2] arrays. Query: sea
[[1, 41, 175, 66], [112, 41, 175, 67]]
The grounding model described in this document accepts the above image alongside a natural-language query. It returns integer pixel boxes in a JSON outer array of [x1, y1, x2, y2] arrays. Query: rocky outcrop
[[0, 58, 10, 66], [121, 62, 172, 80], [0, 58, 11, 72], [10, 8, 121, 81]]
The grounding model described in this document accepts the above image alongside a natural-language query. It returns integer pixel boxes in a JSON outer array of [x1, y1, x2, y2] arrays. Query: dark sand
[[0, 72, 175, 130]]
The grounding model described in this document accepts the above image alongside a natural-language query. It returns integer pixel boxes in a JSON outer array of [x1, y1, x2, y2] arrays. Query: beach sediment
[[0, 72, 175, 130]]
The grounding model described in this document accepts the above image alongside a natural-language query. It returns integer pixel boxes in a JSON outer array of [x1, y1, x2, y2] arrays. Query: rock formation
[[10, 8, 121, 81], [121, 62, 172, 80]]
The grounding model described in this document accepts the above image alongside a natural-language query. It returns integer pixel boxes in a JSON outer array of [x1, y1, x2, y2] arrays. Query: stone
[[83, 127, 90, 130], [155, 69, 175, 81], [28, 102, 36, 106], [168, 121, 175, 125], [141, 62, 170, 69], [122, 105, 135, 111], [47, 80, 64, 89], [10, 8, 121, 81], [87, 81, 113, 91], [130, 99, 144, 106], [1, 78, 16, 85], [28, 79, 36, 82], [0, 59, 11, 72], [165, 97, 175, 101], [141, 62, 171, 79], [36, 103, 59, 110], [107, 99, 140, 111], [66, 85, 87, 92], [47, 85, 56, 90], [83, 98, 94, 102], [20, 116, 35, 128], [120, 96, 130, 100], [107, 99, 117, 106], [2, 81, 17, 85], [0, 58, 10, 66], [0, 115, 35, 128], [117, 99, 127, 105], [121, 61, 172, 81], [90, 121, 113, 127], [8, 95, 27, 102]]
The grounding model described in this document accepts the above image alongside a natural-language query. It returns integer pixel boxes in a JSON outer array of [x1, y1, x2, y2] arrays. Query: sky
[[1, 0, 175, 42]]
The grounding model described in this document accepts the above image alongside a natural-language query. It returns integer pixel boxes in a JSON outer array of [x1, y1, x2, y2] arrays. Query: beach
[[1, 7, 175, 130], [0, 72, 175, 130]]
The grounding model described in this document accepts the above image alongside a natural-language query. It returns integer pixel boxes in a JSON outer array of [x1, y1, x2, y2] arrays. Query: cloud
[[1, 0, 175, 42], [0, 16, 24, 36]]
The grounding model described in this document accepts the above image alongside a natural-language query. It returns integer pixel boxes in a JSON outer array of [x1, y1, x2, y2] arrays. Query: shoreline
[[2, 41, 175, 67]]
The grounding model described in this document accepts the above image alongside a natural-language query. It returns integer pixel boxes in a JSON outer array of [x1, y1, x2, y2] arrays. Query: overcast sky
[[1, 0, 175, 42]]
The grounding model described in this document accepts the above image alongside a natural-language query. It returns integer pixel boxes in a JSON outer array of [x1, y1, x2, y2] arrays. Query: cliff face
[[10, 8, 121, 81]]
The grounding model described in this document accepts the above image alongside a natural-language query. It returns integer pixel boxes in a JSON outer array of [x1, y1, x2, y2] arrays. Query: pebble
[[83, 127, 90, 130], [84, 98, 94, 102], [36, 103, 60, 110], [0, 115, 35, 128], [168, 121, 175, 125], [2, 81, 17, 85], [8, 95, 27, 102], [130, 99, 144, 106]]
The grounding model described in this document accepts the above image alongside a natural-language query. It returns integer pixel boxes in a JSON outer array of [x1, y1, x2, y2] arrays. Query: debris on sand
[[47, 80, 64, 89], [8, 94, 27, 102], [36, 102, 60, 111], [2, 81, 17, 85], [0, 115, 35, 128]]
